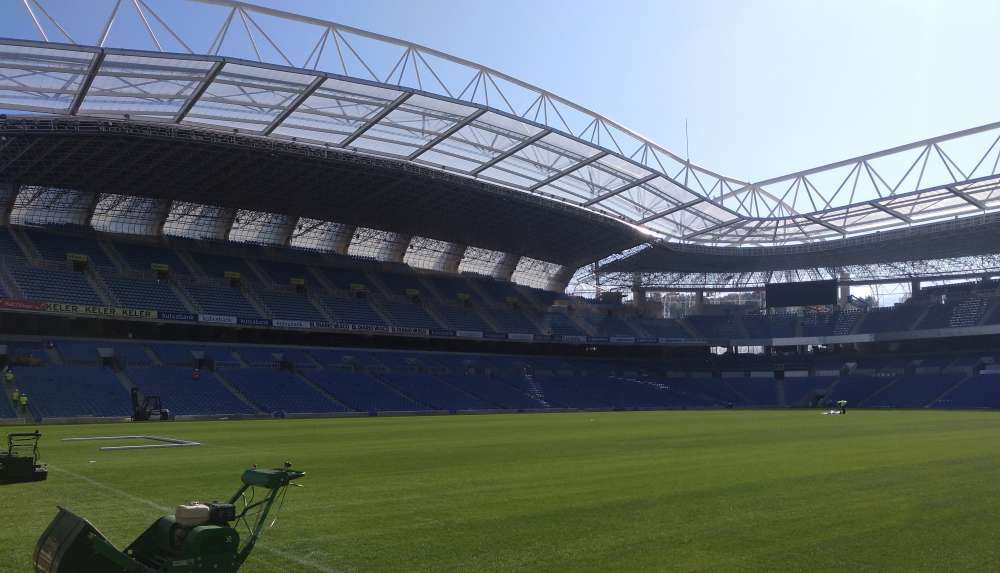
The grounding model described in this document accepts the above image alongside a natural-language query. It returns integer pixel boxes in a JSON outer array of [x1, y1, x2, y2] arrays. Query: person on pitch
[[837, 399, 848, 415]]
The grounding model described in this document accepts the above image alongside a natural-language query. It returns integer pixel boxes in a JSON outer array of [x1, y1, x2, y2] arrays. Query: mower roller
[[0, 430, 48, 484], [33, 463, 305, 573]]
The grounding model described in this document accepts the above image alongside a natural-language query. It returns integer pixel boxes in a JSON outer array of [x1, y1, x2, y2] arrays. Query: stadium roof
[[2, 0, 1000, 282]]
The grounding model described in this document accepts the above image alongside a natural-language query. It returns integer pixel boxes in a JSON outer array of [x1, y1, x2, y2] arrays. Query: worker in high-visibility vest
[[19, 393, 28, 414], [2, 366, 13, 384], [11, 388, 19, 406]]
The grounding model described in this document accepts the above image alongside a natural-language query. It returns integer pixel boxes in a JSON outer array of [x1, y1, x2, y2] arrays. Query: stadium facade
[[2, 1, 1000, 421]]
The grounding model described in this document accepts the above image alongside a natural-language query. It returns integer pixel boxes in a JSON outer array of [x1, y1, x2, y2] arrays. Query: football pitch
[[4, 409, 1000, 572]]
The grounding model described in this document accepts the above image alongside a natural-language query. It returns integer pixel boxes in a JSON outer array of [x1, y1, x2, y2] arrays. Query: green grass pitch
[[4, 410, 1000, 572]]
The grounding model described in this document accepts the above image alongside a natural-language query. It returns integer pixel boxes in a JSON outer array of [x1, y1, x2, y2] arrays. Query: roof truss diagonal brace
[[528, 151, 608, 191], [175, 60, 224, 123], [470, 129, 550, 175], [68, 51, 105, 115], [804, 214, 846, 235], [869, 201, 912, 223], [582, 173, 658, 207], [946, 185, 987, 210], [408, 108, 487, 161], [636, 198, 703, 225], [339, 91, 412, 148], [262, 74, 325, 135]]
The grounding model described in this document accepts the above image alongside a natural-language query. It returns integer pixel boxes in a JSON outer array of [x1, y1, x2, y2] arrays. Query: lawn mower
[[33, 463, 305, 573], [0, 430, 48, 484]]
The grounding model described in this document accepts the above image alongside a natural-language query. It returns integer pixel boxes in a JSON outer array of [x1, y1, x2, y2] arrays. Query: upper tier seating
[[24, 229, 113, 267], [0, 227, 26, 260], [99, 268, 190, 314], [381, 301, 438, 330], [321, 295, 386, 326], [10, 265, 102, 305], [113, 241, 188, 274], [187, 252, 257, 280], [182, 281, 261, 318], [258, 289, 324, 322]]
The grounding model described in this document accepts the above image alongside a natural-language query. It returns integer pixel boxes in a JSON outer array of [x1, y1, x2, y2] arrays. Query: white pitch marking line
[[48, 466, 342, 573]]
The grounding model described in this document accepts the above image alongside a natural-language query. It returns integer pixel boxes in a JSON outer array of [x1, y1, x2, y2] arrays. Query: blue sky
[[4, 0, 999, 182], [253, 0, 1000, 181]]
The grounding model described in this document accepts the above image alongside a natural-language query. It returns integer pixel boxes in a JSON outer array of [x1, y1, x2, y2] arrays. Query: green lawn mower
[[0, 430, 48, 484], [33, 463, 306, 573]]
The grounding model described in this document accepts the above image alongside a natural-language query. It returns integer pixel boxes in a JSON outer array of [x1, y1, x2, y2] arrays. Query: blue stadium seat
[[128, 367, 256, 415], [15, 366, 131, 418], [221, 368, 345, 413], [9, 264, 103, 305]]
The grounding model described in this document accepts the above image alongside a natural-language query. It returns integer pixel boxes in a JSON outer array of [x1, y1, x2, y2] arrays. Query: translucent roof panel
[[272, 77, 402, 145], [0, 44, 94, 113], [352, 93, 476, 156], [79, 54, 216, 121], [183, 63, 317, 133]]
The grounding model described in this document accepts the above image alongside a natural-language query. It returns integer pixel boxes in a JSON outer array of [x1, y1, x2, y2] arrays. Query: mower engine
[[33, 464, 305, 573]]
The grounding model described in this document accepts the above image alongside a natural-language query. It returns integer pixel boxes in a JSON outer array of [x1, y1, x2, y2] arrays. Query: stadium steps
[[85, 268, 116, 306], [244, 258, 275, 286], [99, 240, 130, 275], [848, 312, 867, 335], [293, 371, 354, 411], [307, 291, 336, 323], [210, 370, 265, 414], [0, 260, 23, 298], [565, 312, 596, 336], [365, 372, 434, 409], [175, 250, 207, 279], [522, 374, 550, 407], [858, 376, 901, 406], [44, 345, 63, 366], [229, 351, 251, 368], [362, 271, 395, 299], [675, 318, 703, 340], [416, 275, 450, 305], [168, 280, 199, 313], [512, 285, 548, 312], [364, 296, 395, 327], [144, 345, 163, 366], [421, 303, 451, 330], [472, 307, 503, 334], [721, 380, 751, 405], [9, 227, 41, 263], [909, 305, 934, 331], [463, 278, 503, 307], [240, 284, 270, 319], [113, 369, 136, 394], [307, 266, 338, 295], [926, 374, 972, 408]]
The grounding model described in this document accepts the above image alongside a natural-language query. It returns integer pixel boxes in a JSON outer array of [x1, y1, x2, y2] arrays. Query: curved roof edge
[[0, 1, 998, 248]]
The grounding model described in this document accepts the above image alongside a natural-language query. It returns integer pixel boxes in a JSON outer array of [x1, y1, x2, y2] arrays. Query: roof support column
[[548, 265, 575, 293], [838, 271, 850, 307], [439, 244, 466, 274], [493, 253, 520, 282], [383, 233, 410, 263]]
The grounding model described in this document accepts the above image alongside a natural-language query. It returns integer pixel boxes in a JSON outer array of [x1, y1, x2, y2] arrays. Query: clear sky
[[5, 0, 999, 183]]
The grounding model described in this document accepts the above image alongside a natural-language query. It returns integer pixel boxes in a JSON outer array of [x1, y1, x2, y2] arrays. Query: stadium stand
[[220, 368, 346, 414], [14, 365, 131, 419]]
